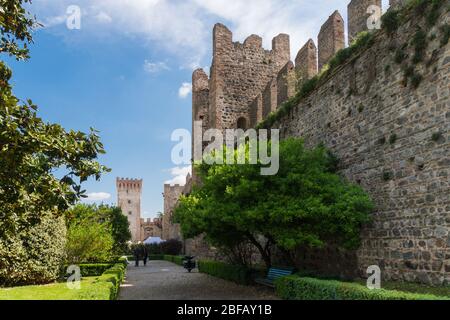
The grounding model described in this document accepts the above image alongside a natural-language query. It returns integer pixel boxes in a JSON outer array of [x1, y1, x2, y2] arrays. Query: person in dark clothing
[[133, 244, 140, 267], [142, 245, 148, 266]]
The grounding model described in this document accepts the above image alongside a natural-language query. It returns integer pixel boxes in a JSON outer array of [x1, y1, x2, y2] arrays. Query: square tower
[[116, 178, 143, 242]]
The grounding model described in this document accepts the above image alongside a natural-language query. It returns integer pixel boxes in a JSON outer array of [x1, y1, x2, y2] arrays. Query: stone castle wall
[[183, 0, 449, 284], [273, 7, 450, 285], [162, 184, 185, 240]]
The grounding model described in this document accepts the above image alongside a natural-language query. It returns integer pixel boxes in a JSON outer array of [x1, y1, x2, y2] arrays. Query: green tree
[[66, 204, 131, 256], [0, 0, 109, 286], [175, 139, 373, 268], [66, 221, 114, 264], [0, 0, 38, 60]]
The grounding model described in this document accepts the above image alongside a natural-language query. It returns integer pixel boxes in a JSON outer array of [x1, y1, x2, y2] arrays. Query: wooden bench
[[255, 267, 295, 288]]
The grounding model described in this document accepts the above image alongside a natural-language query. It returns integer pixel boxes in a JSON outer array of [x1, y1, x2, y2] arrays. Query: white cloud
[[31, 0, 392, 68], [85, 192, 112, 202], [165, 166, 192, 186], [95, 11, 112, 24], [143, 60, 170, 74], [178, 82, 192, 99]]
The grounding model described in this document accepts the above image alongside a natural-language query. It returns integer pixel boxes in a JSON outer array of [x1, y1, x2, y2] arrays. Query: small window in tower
[[128, 200, 131, 204], [128, 211, 132, 215]]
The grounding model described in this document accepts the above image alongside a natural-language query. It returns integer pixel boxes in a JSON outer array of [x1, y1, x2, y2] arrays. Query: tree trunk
[[247, 234, 272, 269]]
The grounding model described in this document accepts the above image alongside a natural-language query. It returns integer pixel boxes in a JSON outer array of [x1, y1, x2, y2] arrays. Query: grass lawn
[[0, 277, 113, 300], [355, 280, 450, 297]]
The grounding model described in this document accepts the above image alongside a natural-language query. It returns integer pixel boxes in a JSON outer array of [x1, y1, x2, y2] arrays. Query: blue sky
[[4, 0, 389, 219]]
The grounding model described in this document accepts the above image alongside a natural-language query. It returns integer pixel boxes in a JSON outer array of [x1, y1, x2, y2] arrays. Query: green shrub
[[0, 214, 67, 287], [78, 264, 114, 277], [382, 9, 400, 35], [65, 220, 114, 264], [161, 239, 183, 255], [275, 276, 449, 300], [163, 255, 184, 266], [412, 29, 427, 64], [92, 263, 126, 300], [198, 260, 252, 285]]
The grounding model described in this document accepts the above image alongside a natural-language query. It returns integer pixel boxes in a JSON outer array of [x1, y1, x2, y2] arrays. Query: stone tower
[[207, 23, 291, 131], [116, 178, 143, 242], [318, 10, 345, 71], [347, 0, 382, 45]]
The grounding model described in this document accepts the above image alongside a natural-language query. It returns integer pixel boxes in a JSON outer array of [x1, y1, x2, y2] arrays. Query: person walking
[[143, 245, 149, 266], [133, 244, 140, 267]]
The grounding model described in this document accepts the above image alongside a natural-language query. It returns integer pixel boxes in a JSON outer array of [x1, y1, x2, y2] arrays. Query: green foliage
[[160, 239, 183, 256], [0, 213, 66, 287], [0, 62, 110, 240], [426, 0, 442, 26], [66, 204, 131, 256], [77, 264, 114, 277], [275, 275, 449, 300], [0, 0, 39, 60], [198, 260, 252, 285], [431, 132, 442, 142], [0, 262, 123, 300], [412, 28, 427, 64], [0, 0, 109, 287], [410, 73, 423, 88], [97, 263, 126, 300], [65, 221, 114, 264], [394, 47, 407, 64], [164, 255, 184, 266], [175, 139, 373, 268], [389, 134, 397, 145], [381, 9, 400, 35], [383, 171, 394, 181]]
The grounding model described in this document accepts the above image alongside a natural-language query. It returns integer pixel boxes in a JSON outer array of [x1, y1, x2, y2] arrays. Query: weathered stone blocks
[[348, 0, 382, 45], [295, 39, 318, 83], [318, 10, 345, 70]]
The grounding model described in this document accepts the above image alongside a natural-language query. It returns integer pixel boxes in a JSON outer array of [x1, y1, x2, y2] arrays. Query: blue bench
[[255, 267, 295, 287]]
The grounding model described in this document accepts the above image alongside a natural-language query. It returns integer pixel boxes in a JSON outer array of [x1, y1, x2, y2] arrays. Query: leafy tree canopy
[[66, 204, 131, 256], [174, 138, 374, 268], [0, 0, 38, 60], [0, 1, 110, 238]]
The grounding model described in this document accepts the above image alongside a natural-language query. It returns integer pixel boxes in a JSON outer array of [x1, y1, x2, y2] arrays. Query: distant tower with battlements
[[116, 178, 143, 242]]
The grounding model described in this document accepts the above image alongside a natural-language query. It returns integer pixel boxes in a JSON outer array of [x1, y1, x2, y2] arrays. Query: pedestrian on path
[[143, 245, 148, 266]]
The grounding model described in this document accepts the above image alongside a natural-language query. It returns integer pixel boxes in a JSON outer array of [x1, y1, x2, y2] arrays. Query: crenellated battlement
[[193, 0, 392, 135], [116, 177, 143, 190]]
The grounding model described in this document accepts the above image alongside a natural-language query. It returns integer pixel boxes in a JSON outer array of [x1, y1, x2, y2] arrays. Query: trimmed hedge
[[95, 263, 126, 300], [198, 260, 252, 285], [275, 276, 449, 300], [77, 264, 114, 277], [0, 262, 127, 300], [164, 255, 184, 266]]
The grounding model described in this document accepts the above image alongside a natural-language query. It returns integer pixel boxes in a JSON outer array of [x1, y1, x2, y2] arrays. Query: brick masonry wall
[[273, 9, 450, 285]]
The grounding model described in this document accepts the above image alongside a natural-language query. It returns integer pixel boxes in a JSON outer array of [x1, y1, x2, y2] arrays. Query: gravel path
[[118, 260, 277, 300]]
